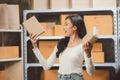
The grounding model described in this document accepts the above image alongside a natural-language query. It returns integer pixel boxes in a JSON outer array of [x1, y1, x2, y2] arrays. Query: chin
[[64, 33, 70, 37], [64, 35, 70, 37]]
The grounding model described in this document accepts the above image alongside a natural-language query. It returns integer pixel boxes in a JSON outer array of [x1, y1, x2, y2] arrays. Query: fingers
[[29, 33, 39, 48], [30, 33, 39, 40], [82, 41, 93, 58], [29, 33, 40, 45], [82, 41, 93, 50]]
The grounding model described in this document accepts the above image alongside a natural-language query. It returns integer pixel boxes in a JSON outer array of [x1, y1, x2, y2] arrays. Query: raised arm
[[30, 33, 58, 70], [82, 42, 95, 76], [32, 46, 58, 70], [84, 52, 95, 76]]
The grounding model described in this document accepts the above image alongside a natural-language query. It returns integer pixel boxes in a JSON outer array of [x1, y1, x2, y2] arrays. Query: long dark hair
[[56, 14, 87, 58]]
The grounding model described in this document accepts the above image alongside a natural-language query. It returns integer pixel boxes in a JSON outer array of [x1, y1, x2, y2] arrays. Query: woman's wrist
[[86, 52, 91, 58], [32, 43, 37, 49]]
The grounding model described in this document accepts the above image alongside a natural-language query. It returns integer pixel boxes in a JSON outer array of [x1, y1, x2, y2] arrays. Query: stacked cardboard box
[[84, 15, 113, 35], [40, 22, 56, 36], [70, 0, 116, 9], [83, 69, 109, 80], [50, 0, 69, 9], [39, 40, 59, 63], [92, 43, 104, 63], [0, 4, 20, 29], [29, 0, 116, 10], [70, 0, 92, 9], [54, 25, 64, 36], [39, 41, 58, 60], [40, 69, 58, 80], [92, 0, 116, 8], [0, 71, 5, 80], [0, 46, 19, 58], [39, 14, 71, 36], [8, 5, 20, 29], [0, 4, 8, 29], [30, 0, 49, 10]]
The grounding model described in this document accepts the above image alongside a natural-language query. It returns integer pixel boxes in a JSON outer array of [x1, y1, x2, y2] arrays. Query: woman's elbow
[[88, 71, 94, 76], [87, 68, 95, 76], [43, 66, 51, 70]]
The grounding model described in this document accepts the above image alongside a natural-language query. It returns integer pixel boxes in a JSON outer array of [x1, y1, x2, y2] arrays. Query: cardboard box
[[83, 69, 109, 80], [50, 0, 69, 9], [40, 22, 55, 36], [39, 41, 58, 59], [0, 46, 19, 58], [70, 0, 91, 9], [92, 43, 103, 52], [41, 70, 58, 80], [23, 16, 45, 35], [31, 0, 49, 10], [84, 15, 113, 35], [44, 70, 58, 80], [8, 5, 20, 29], [0, 4, 20, 29], [0, 71, 5, 80], [92, 52, 104, 63], [54, 25, 64, 36], [0, 4, 8, 29], [92, 0, 116, 8]]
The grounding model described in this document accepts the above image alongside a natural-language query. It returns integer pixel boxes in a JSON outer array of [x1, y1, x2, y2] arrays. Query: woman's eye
[[64, 23, 68, 26]]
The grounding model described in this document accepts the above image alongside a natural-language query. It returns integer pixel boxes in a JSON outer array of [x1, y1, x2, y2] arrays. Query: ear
[[73, 26, 77, 30]]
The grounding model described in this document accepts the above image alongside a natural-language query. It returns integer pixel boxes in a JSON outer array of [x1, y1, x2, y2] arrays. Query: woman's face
[[64, 18, 77, 37]]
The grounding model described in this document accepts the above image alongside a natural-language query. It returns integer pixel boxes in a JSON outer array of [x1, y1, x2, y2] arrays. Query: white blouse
[[32, 43, 95, 76]]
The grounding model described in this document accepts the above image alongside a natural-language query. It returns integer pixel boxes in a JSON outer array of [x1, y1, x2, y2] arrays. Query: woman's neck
[[67, 33, 82, 47]]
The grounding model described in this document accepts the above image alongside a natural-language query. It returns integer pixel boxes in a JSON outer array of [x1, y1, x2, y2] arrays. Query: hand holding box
[[82, 27, 99, 44]]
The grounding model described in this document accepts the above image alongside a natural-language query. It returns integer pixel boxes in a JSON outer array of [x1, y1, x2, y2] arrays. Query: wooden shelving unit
[[0, 27, 24, 80]]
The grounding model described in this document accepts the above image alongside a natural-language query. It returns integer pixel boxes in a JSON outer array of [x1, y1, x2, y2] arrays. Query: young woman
[[30, 14, 95, 80]]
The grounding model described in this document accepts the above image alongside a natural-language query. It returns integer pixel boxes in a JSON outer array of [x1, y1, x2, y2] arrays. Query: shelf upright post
[[118, 7, 120, 70], [23, 10, 29, 80], [112, 8, 119, 72]]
